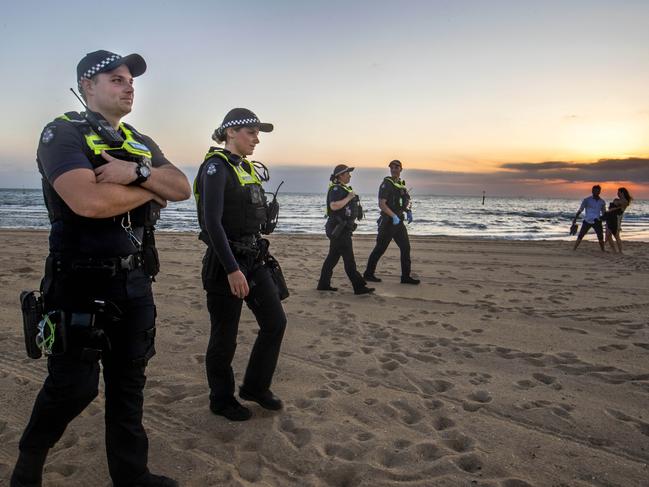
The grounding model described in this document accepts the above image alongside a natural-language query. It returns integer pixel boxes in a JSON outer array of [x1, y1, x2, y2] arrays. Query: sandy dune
[[0, 230, 647, 486]]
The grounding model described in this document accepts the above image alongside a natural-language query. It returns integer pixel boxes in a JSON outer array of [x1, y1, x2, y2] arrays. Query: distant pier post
[[482, 190, 486, 205]]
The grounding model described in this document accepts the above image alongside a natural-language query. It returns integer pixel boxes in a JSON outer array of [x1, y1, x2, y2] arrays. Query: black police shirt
[[378, 178, 402, 214], [37, 117, 171, 256], [328, 184, 349, 208]]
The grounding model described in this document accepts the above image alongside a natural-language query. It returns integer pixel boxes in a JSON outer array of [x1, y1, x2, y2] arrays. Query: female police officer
[[194, 108, 286, 421], [317, 165, 374, 295]]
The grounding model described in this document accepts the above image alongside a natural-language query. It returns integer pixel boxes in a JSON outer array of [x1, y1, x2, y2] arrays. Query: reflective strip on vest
[[385, 177, 406, 190], [325, 182, 353, 216], [58, 114, 152, 159], [203, 150, 262, 186]]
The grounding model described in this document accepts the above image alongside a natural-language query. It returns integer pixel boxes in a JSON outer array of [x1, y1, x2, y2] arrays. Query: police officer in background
[[317, 164, 374, 295], [364, 159, 420, 285], [194, 108, 287, 422], [11, 50, 190, 487]]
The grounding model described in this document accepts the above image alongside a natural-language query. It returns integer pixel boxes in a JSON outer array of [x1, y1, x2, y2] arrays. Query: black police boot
[[401, 276, 421, 285], [10, 448, 48, 487], [126, 472, 179, 487], [210, 397, 252, 421], [317, 284, 338, 291], [363, 273, 381, 282], [239, 387, 283, 411], [354, 286, 375, 295]]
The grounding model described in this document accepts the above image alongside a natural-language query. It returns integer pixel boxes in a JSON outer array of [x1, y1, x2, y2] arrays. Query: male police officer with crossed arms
[[11, 50, 190, 487]]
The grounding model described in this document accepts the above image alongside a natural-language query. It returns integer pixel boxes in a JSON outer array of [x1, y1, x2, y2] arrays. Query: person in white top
[[572, 184, 606, 251]]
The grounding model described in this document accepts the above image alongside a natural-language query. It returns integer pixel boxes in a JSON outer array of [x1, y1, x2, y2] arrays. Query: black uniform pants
[[318, 222, 366, 291], [202, 248, 287, 407], [18, 259, 156, 486], [365, 216, 412, 278]]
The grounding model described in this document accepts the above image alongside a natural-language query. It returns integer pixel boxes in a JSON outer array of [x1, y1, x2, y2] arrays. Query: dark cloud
[[500, 158, 649, 183]]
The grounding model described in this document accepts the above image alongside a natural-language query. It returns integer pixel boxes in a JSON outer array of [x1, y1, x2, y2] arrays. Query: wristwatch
[[133, 164, 151, 185]]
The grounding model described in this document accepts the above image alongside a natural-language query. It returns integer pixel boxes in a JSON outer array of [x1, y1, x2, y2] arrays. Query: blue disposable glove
[[406, 210, 413, 224], [391, 214, 400, 225]]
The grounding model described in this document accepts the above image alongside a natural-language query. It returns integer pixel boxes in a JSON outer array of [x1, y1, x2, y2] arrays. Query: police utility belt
[[53, 253, 144, 276]]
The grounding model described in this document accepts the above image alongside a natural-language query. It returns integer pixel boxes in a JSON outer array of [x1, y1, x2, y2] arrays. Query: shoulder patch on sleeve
[[40, 125, 56, 145], [206, 162, 220, 176]]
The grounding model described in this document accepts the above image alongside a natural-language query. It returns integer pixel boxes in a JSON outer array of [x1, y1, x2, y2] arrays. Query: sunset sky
[[1, 0, 648, 197]]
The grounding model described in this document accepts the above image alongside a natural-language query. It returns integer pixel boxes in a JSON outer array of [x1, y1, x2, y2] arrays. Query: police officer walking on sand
[[317, 164, 374, 295], [11, 50, 190, 487], [194, 108, 287, 422], [364, 159, 420, 285]]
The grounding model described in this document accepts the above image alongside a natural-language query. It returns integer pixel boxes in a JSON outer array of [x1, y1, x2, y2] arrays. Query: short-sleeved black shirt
[[327, 184, 349, 214], [37, 115, 170, 256], [378, 178, 405, 216]]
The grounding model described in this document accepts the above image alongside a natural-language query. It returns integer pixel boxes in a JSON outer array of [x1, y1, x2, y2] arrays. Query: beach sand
[[0, 229, 647, 486]]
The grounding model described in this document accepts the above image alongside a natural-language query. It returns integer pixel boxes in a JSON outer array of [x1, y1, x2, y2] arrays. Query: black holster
[[142, 227, 160, 278], [266, 254, 289, 301], [20, 290, 44, 359]]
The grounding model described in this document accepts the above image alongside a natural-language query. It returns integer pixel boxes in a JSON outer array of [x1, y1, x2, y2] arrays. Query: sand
[[0, 229, 647, 487]]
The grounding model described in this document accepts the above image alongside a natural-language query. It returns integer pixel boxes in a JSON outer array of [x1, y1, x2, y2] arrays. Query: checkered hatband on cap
[[77, 54, 122, 89], [215, 117, 261, 138]]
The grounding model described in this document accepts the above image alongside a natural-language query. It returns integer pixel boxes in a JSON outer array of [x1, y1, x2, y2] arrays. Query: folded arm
[[95, 151, 190, 202], [54, 168, 164, 219]]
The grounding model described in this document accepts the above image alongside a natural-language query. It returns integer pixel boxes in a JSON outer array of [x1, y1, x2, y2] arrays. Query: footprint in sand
[[307, 388, 331, 399], [414, 442, 447, 461], [237, 452, 263, 482], [48, 463, 78, 478], [502, 479, 534, 487], [532, 373, 558, 386], [389, 399, 423, 426], [442, 431, 475, 453], [456, 453, 483, 474], [356, 431, 374, 442], [278, 418, 312, 448], [605, 408, 649, 437], [514, 379, 538, 391], [325, 443, 357, 461], [597, 344, 628, 352], [463, 390, 492, 411], [432, 416, 455, 431], [560, 327, 588, 335], [374, 446, 412, 468]]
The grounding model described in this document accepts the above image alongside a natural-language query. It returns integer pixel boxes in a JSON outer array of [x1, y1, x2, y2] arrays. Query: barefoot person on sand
[[603, 187, 633, 254], [572, 185, 606, 252]]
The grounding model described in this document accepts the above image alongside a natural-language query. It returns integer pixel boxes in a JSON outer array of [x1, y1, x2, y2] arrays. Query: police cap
[[215, 108, 274, 140], [77, 50, 147, 90]]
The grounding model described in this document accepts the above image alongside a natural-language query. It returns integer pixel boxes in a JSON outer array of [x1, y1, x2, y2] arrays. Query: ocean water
[[2, 188, 648, 241]]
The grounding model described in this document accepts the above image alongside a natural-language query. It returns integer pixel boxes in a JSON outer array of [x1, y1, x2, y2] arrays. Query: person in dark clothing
[[317, 164, 374, 295], [194, 108, 287, 422], [11, 50, 190, 487], [603, 187, 633, 253], [364, 160, 420, 285]]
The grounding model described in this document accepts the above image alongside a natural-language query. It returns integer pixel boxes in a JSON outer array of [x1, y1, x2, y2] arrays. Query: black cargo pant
[[365, 215, 412, 278], [18, 256, 157, 486], [202, 246, 287, 407], [318, 219, 366, 291]]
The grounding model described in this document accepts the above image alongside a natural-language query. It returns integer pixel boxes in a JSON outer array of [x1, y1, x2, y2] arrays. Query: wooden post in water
[[482, 190, 486, 205]]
